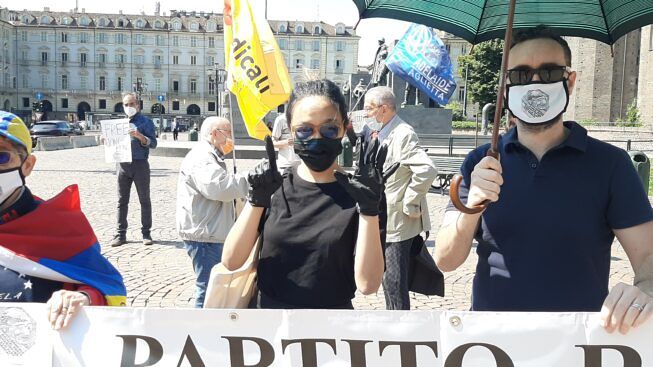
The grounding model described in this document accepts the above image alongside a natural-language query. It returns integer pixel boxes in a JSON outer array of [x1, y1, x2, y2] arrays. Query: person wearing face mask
[[222, 79, 396, 309], [176, 117, 248, 308], [110, 92, 158, 247], [362, 86, 437, 310], [435, 26, 653, 334], [0, 111, 126, 330]]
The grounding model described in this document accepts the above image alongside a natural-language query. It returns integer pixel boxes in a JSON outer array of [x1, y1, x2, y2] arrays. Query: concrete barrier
[[35, 137, 74, 151], [71, 135, 99, 148]]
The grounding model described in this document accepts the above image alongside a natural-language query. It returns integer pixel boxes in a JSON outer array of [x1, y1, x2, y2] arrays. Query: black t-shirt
[[257, 168, 359, 308]]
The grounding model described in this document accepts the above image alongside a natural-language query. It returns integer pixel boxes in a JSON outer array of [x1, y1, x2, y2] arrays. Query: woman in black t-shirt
[[223, 79, 395, 309]]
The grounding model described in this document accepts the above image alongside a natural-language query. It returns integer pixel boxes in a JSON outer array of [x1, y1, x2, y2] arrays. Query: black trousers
[[382, 238, 414, 310], [116, 159, 152, 237]]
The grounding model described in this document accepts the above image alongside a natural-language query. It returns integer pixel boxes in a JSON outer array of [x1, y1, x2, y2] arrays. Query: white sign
[[100, 119, 132, 163], [1, 304, 652, 366]]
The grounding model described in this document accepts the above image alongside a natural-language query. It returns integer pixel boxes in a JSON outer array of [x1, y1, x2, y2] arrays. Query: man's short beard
[[516, 115, 563, 133]]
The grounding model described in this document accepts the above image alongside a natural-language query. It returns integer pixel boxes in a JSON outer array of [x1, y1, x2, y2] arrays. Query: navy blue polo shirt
[[447, 121, 653, 312]]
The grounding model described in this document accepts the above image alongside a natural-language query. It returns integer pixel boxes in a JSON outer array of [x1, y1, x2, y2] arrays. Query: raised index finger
[[264, 135, 277, 172]]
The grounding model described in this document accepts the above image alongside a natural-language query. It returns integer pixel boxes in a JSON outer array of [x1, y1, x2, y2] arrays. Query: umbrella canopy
[[352, 0, 653, 45]]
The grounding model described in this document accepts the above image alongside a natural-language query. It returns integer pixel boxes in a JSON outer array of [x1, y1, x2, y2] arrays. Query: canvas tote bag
[[203, 237, 261, 309]]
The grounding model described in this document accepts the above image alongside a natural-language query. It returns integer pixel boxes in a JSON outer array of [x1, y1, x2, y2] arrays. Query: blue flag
[[385, 24, 457, 106]]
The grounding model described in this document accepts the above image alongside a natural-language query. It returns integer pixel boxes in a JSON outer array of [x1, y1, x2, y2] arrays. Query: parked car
[[29, 121, 79, 147]]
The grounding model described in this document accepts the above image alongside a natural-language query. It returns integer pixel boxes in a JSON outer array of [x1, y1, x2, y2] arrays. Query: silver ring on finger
[[630, 303, 645, 312]]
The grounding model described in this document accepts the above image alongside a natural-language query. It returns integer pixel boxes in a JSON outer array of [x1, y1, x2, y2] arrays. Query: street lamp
[[207, 64, 227, 117], [132, 78, 149, 110]]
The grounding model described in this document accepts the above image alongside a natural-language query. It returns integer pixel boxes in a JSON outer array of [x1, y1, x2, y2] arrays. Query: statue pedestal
[[396, 105, 452, 135]]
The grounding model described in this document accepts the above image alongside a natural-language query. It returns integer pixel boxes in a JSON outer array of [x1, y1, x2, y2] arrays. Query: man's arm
[[600, 220, 653, 334], [434, 156, 503, 272], [190, 160, 248, 202], [396, 132, 437, 216]]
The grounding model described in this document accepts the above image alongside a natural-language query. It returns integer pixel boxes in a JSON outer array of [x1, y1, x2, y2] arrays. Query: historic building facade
[[0, 6, 359, 122]]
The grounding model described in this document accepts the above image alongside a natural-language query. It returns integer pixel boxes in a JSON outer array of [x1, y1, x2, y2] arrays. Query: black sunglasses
[[293, 122, 341, 140], [507, 66, 570, 85]]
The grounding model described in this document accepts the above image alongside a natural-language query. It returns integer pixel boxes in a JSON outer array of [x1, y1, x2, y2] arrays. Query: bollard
[[628, 151, 650, 191], [339, 137, 353, 168]]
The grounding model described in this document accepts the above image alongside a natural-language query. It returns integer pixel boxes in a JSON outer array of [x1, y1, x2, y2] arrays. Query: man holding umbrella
[[435, 26, 653, 334]]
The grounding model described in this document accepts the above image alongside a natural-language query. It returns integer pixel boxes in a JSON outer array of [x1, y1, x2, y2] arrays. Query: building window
[[207, 56, 215, 66], [80, 76, 87, 90], [80, 53, 87, 67], [98, 33, 107, 43], [80, 17, 89, 26], [154, 55, 162, 68], [61, 17, 69, 25], [136, 19, 144, 28], [313, 40, 320, 51], [98, 53, 107, 67], [135, 34, 143, 45], [23, 98, 30, 108], [61, 32, 68, 43], [336, 26, 344, 34], [135, 55, 144, 65], [99, 76, 106, 90], [314, 26, 320, 35], [155, 20, 163, 29], [154, 78, 161, 91], [41, 74, 48, 88], [117, 77, 122, 91], [22, 76, 28, 89], [80, 33, 89, 43], [156, 35, 164, 46], [172, 101, 180, 110], [98, 18, 107, 27], [61, 52, 68, 66], [208, 102, 216, 111], [99, 99, 107, 109], [61, 74, 68, 89], [22, 16, 30, 24], [20, 50, 28, 62], [279, 39, 287, 50], [116, 33, 125, 44], [40, 52, 48, 66], [335, 59, 344, 72], [21, 31, 27, 41], [295, 58, 303, 69], [311, 59, 319, 69], [336, 41, 345, 52], [173, 55, 179, 64], [61, 98, 68, 108], [173, 80, 179, 92], [41, 16, 49, 25], [190, 55, 197, 65], [208, 79, 216, 95], [173, 36, 179, 46], [190, 79, 197, 94], [116, 53, 126, 66], [296, 25, 303, 33], [190, 22, 199, 31], [207, 22, 216, 32], [172, 21, 181, 31], [208, 37, 215, 48], [295, 40, 303, 50], [191, 36, 197, 47], [41, 31, 47, 42]]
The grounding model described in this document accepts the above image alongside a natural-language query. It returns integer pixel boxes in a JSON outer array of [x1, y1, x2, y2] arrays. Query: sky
[[10, 0, 412, 65]]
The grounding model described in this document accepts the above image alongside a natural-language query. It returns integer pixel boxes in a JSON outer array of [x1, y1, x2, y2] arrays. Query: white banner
[[100, 119, 132, 163], [1, 303, 652, 367]]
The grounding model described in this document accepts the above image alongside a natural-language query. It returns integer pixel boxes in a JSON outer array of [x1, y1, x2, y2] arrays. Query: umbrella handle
[[449, 148, 499, 214]]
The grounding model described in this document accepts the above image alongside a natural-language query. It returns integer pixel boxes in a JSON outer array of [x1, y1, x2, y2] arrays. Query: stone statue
[[371, 38, 390, 87], [402, 83, 422, 107]]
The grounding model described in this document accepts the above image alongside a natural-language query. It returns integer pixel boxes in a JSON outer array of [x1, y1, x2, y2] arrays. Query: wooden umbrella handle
[[449, 148, 498, 214]]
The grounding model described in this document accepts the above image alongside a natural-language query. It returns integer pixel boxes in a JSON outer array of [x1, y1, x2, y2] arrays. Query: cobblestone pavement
[[28, 145, 636, 310]]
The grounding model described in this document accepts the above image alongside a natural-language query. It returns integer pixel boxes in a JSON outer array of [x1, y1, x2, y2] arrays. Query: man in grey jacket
[[176, 117, 248, 308]]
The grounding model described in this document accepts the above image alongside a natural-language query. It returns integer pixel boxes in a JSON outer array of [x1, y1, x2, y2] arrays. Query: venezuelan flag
[[0, 185, 126, 306]]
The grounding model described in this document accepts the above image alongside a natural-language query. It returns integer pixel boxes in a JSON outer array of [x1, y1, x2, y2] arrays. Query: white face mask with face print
[[506, 81, 570, 125]]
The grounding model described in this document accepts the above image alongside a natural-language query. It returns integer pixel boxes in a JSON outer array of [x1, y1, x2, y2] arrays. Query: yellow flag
[[223, 0, 292, 140]]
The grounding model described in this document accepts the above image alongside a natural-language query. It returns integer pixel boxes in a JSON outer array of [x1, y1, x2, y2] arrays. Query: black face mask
[[294, 138, 342, 172]]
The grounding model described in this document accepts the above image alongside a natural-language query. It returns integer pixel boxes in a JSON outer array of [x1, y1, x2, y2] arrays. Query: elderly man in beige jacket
[[363, 86, 437, 310], [176, 117, 248, 308]]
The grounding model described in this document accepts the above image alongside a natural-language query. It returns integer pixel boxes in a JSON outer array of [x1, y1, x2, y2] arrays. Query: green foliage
[[458, 40, 503, 109], [446, 102, 465, 121], [451, 120, 478, 130], [625, 101, 641, 125], [578, 118, 599, 126]]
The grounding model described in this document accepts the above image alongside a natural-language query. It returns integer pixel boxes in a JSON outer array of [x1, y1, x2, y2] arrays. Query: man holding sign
[[110, 93, 158, 247]]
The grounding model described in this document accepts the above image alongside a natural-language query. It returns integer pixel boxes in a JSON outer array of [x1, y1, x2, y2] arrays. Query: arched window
[[206, 21, 216, 32], [296, 24, 304, 33], [154, 20, 162, 29], [98, 18, 107, 27], [336, 26, 344, 34], [172, 21, 181, 30], [22, 15, 30, 24], [314, 26, 320, 35], [80, 17, 89, 26], [41, 16, 49, 25], [118, 19, 125, 27], [279, 24, 286, 33], [190, 22, 199, 31], [61, 17, 69, 25], [136, 19, 144, 28]]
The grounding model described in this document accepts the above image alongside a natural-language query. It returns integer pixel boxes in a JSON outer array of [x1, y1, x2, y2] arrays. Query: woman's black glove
[[334, 138, 399, 216], [247, 136, 283, 208]]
